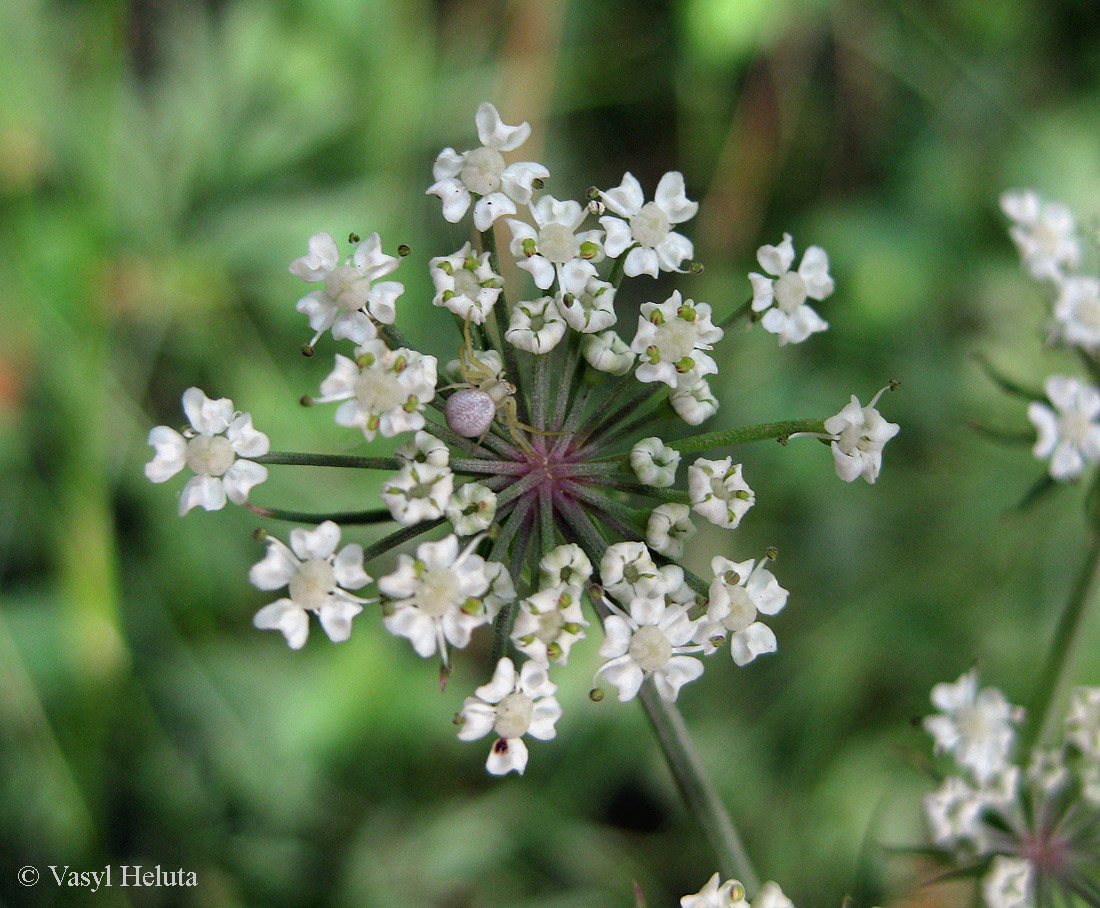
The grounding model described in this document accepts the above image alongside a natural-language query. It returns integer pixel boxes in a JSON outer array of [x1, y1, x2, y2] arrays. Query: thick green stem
[[594, 479, 691, 503], [1024, 532, 1100, 750], [254, 451, 401, 470], [637, 682, 760, 893], [247, 504, 394, 525], [665, 418, 828, 456]]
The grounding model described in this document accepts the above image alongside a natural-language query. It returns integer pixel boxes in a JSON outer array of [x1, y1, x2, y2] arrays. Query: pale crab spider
[[443, 320, 561, 453]]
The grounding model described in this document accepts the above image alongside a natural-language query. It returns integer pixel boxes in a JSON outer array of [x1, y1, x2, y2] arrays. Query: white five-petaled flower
[[600, 171, 698, 277], [314, 340, 437, 442], [982, 856, 1034, 908], [596, 594, 704, 702], [445, 482, 498, 536], [381, 461, 454, 526], [511, 583, 589, 665], [600, 541, 665, 604], [539, 543, 593, 591], [646, 503, 696, 559], [922, 775, 988, 850], [749, 233, 832, 345], [427, 103, 549, 232], [378, 534, 496, 662], [250, 521, 371, 649], [457, 657, 562, 775], [505, 296, 567, 353], [823, 386, 900, 484], [632, 291, 723, 389], [630, 436, 681, 487], [291, 232, 403, 346], [556, 272, 617, 334], [582, 330, 635, 375], [924, 670, 1024, 785], [146, 387, 269, 515], [1053, 276, 1100, 353], [671, 377, 720, 425], [688, 457, 755, 529], [395, 430, 450, 468], [695, 556, 789, 666], [429, 242, 502, 325], [1028, 375, 1100, 481], [1001, 189, 1081, 283], [507, 195, 604, 291]]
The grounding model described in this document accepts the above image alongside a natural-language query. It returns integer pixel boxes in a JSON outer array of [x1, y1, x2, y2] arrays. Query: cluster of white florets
[[1000, 190, 1100, 482], [679, 873, 795, 908], [922, 670, 1100, 908]]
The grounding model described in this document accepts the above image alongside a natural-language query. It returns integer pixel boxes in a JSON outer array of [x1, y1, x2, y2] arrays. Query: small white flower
[[981, 856, 1033, 908], [1026, 747, 1068, 794], [250, 521, 371, 649], [695, 556, 789, 666], [378, 534, 495, 661], [446, 482, 497, 536], [600, 171, 698, 277], [582, 330, 635, 375], [556, 272, 617, 334], [923, 775, 987, 849], [670, 377, 719, 425], [381, 462, 454, 526], [1053, 276, 1100, 352], [595, 595, 704, 702], [1065, 686, 1100, 759], [314, 340, 437, 442], [291, 232, 403, 346], [146, 387, 269, 515], [680, 873, 747, 908], [630, 437, 681, 487], [395, 430, 450, 468], [753, 883, 794, 908], [749, 233, 831, 345], [427, 103, 549, 232], [1028, 375, 1100, 481], [505, 296, 567, 353], [631, 291, 723, 390], [1001, 189, 1080, 283], [600, 541, 664, 605], [646, 503, 696, 559], [507, 195, 604, 291], [823, 387, 900, 484], [511, 583, 588, 665], [688, 457, 754, 529], [457, 657, 562, 775], [429, 242, 502, 325], [924, 670, 1024, 785], [539, 543, 593, 591]]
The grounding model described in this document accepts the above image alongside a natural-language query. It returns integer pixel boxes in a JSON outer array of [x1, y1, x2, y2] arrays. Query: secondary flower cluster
[[680, 873, 794, 908], [145, 103, 898, 776], [1000, 191, 1100, 483], [922, 670, 1100, 908]]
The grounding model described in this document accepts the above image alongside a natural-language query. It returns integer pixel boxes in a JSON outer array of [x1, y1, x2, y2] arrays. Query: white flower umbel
[[582, 330, 635, 375], [314, 340, 437, 442], [1053, 276, 1100, 353], [445, 482, 497, 536], [671, 377, 720, 426], [146, 387, 270, 516], [600, 541, 664, 604], [291, 232, 404, 346], [630, 436, 681, 487], [556, 272, 617, 334], [1028, 375, 1100, 481], [1066, 686, 1100, 759], [749, 233, 832, 345], [511, 583, 588, 665], [688, 457, 754, 529], [429, 242, 502, 325], [1001, 189, 1080, 283], [250, 521, 371, 649], [381, 462, 454, 526], [599, 171, 698, 277], [427, 102, 549, 232], [823, 386, 901, 484], [507, 195, 603, 291], [632, 291, 722, 390], [378, 534, 496, 662], [680, 873, 747, 908], [505, 296, 567, 353], [924, 670, 1024, 785], [595, 592, 704, 702], [646, 503, 696, 559], [981, 856, 1033, 908], [695, 556, 789, 666], [923, 775, 987, 849], [457, 657, 562, 775]]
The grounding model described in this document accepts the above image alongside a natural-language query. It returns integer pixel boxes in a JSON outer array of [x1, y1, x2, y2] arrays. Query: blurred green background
[[4, 0, 1100, 905]]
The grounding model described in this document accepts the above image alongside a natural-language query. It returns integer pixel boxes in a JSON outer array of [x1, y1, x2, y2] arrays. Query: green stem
[[717, 294, 755, 333], [254, 451, 401, 470], [480, 226, 528, 425], [451, 458, 528, 476], [247, 504, 394, 525], [666, 418, 828, 456], [1024, 531, 1100, 750], [361, 518, 445, 563], [594, 479, 691, 503], [637, 681, 759, 892]]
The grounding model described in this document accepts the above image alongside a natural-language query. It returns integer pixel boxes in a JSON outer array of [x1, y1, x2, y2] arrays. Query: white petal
[[599, 657, 645, 702], [254, 599, 309, 649], [296, 290, 339, 334], [476, 657, 518, 704], [528, 697, 562, 740], [756, 233, 795, 276], [318, 598, 362, 643], [600, 172, 644, 217], [599, 216, 634, 258], [145, 426, 186, 482], [501, 161, 550, 205], [290, 521, 341, 560], [654, 171, 698, 223], [623, 246, 660, 278], [486, 736, 528, 775], [457, 699, 497, 741], [653, 656, 704, 701], [222, 459, 267, 505], [182, 387, 233, 435], [748, 273, 775, 312], [473, 193, 517, 232], [730, 622, 777, 665], [331, 311, 377, 345], [249, 538, 298, 590], [427, 178, 471, 223], [289, 232, 340, 282], [598, 615, 633, 658], [655, 232, 693, 272], [384, 607, 438, 657], [518, 255, 557, 290], [431, 147, 464, 181], [799, 246, 835, 299], [333, 544, 371, 589], [227, 413, 270, 459], [475, 102, 531, 151], [178, 474, 226, 515]]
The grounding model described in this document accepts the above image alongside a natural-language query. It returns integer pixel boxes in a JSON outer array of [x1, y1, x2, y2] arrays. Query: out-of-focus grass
[[2, 0, 1100, 905]]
